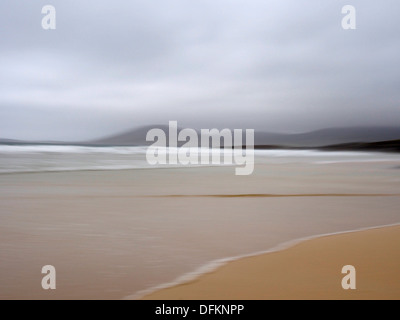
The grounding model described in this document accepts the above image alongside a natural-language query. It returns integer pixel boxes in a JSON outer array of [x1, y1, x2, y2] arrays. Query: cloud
[[0, 0, 399, 140]]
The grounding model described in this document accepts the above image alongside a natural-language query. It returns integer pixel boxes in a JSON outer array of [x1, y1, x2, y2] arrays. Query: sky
[[0, 0, 399, 141]]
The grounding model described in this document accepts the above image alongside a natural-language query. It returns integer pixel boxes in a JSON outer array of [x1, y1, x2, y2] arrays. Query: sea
[[1, 144, 399, 299], [1, 144, 399, 174]]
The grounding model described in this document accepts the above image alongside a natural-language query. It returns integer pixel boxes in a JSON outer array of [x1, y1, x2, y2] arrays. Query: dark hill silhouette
[[89, 126, 400, 147], [254, 127, 400, 147], [89, 124, 174, 146], [1, 126, 400, 151]]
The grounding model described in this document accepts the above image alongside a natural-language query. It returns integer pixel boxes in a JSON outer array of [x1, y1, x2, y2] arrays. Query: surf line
[[145, 193, 400, 198]]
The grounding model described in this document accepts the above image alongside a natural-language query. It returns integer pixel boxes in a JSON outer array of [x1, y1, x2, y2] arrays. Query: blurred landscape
[[2, 126, 400, 151], [1, 0, 399, 300]]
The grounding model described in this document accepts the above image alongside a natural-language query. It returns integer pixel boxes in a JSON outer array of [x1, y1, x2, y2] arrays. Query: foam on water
[[0, 145, 149, 154], [125, 222, 400, 300], [0, 144, 399, 174]]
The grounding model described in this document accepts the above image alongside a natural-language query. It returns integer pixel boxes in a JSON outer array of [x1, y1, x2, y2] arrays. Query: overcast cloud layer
[[0, 0, 399, 141]]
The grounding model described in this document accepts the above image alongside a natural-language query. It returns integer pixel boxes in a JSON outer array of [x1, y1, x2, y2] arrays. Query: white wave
[[0, 165, 152, 174], [315, 159, 400, 164], [0, 145, 391, 158], [125, 222, 400, 300], [0, 145, 148, 155], [253, 149, 377, 157], [1, 145, 398, 174]]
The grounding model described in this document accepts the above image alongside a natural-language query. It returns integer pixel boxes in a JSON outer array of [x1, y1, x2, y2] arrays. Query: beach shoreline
[[140, 224, 400, 300], [1, 161, 399, 300]]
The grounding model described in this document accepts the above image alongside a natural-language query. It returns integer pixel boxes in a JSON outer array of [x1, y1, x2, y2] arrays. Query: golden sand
[[142, 225, 400, 300], [1, 164, 399, 299]]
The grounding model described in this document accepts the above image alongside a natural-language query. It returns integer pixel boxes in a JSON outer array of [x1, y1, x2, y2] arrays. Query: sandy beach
[[2, 0, 400, 302], [142, 225, 400, 300], [0, 159, 399, 300]]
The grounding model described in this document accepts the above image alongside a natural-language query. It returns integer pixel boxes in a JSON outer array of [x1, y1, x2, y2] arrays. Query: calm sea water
[[1, 144, 399, 174], [0, 144, 399, 299]]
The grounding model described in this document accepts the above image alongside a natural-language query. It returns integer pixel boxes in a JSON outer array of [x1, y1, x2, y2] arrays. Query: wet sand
[[0, 161, 399, 299], [142, 225, 400, 300]]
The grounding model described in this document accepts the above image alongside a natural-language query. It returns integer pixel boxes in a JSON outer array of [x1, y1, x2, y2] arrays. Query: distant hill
[[88, 124, 174, 146], [254, 127, 400, 147], [0, 139, 74, 146], [318, 139, 400, 153], [89, 126, 400, 147], [2, 126, 400, 150], [0, 138, 21, 144], [254, 139, 400, 153]]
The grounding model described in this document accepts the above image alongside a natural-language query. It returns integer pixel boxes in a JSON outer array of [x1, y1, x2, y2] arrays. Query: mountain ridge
[[1, 126, 400, 148], [89, 125, 400, 147]]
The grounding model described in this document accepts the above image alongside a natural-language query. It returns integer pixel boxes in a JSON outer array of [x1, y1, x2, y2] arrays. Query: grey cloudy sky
[[0, 0, 399, 141]]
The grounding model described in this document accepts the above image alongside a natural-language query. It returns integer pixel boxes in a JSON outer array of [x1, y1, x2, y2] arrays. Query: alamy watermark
[[41, 5, 56, 30], [341, 265, 356, 290], [342, 5, 357, 30], [41, 5, 357, 31], [41, 265, 56, 290], [145, 121, 255, 175]]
